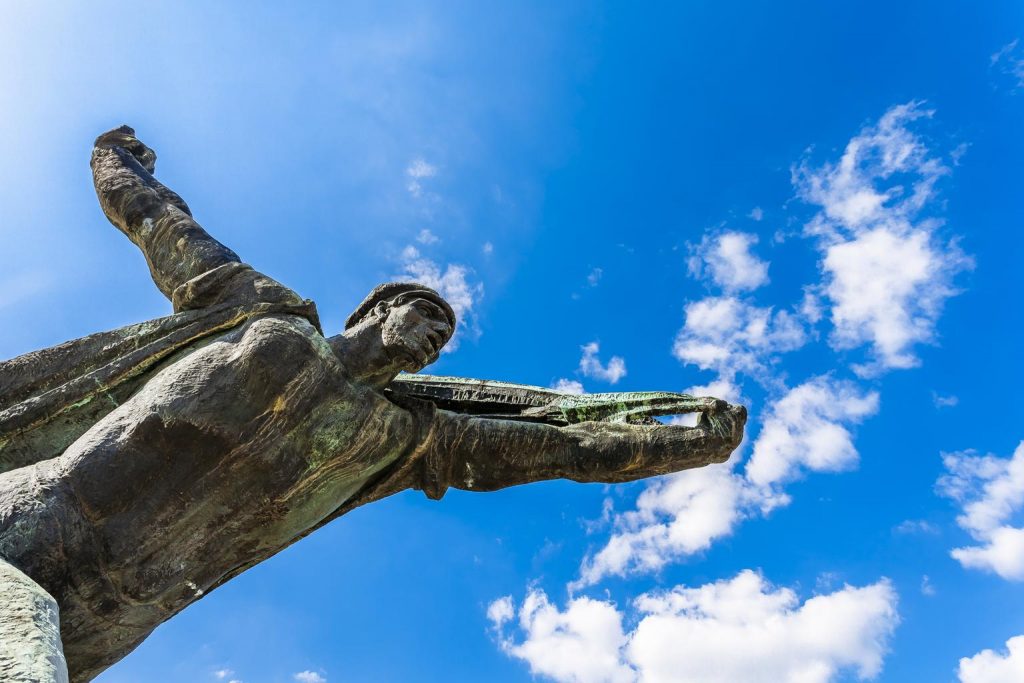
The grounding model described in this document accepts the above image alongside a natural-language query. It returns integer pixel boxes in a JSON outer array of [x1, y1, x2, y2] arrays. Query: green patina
[[388, 374, 720, 427]]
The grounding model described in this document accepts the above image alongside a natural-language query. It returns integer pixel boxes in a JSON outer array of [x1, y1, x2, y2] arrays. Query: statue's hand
[[697, 399, 747, 446], [94, 125, 157, 173]]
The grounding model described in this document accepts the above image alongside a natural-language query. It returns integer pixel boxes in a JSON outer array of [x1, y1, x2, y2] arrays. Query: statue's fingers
[[94, 125, 138, 149], [128, 142, 157, 173]]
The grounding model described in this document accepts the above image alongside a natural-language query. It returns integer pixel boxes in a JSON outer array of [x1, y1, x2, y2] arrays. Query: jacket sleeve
[[91, 125, 241, 302], [415, 402, 747, 496], [91, 126, 306, 314]]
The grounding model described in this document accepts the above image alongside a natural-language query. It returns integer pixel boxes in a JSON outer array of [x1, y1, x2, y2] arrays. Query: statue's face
[[379, 297, 453, 372]]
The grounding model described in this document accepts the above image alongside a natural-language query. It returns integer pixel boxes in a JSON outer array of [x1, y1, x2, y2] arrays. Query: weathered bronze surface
[[0, 127, 746, 682]]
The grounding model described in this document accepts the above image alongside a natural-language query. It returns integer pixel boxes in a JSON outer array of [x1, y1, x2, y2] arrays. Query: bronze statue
[[0, 127, 746, 682]]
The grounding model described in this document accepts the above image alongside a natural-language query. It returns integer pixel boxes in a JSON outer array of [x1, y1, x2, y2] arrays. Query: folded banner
[[387, 374, 728, 429]]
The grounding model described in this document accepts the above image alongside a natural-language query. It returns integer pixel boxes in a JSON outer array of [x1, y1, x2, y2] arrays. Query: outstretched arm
[[91, 126, 241, 301], [419, 401, 746, 495]]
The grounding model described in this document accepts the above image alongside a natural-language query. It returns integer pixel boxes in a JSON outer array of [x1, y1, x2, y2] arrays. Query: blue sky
[[2, 1, 1023, 681]]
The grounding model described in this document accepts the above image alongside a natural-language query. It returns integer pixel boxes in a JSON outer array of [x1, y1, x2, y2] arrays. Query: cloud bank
[[493, 570, 898, 683]]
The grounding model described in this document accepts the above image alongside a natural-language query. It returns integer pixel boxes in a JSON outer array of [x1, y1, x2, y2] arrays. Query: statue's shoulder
[[0, 297, 322, 477], [231, 312, 332, 362], [172, 262, 322, 334]]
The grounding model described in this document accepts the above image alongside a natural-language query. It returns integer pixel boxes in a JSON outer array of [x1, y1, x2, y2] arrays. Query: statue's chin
[[379, 344, 421, 375], [381, 327, 429, 369]]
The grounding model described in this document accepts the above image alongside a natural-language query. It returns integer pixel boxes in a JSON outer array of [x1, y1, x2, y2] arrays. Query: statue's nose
[[429, 320, 452, 340]]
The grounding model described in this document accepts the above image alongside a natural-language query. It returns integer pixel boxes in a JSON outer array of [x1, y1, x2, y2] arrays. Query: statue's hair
[[345, 282, 456, 331]]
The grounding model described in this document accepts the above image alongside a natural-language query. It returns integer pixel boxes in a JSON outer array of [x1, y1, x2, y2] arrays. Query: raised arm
[[419, 401, 746, 495], [91, 126, 241, 301]]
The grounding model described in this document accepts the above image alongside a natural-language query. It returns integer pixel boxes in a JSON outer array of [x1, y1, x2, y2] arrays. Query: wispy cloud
[[494, 570, 899, 683], [578, 341, 626, 384], [672, 295, 806, 384], [416, 228, 440, 244], [938, 442, 1024, 581], [397, 245, 483, 351], [793, 102, 971, 375], [293, 672, 326, 683], [688, 231, 770, 292], [990, 39, 1024, 90], [551, 378, 586, 394], [893, 519, 939, 536], [406, 157, 437, 198]]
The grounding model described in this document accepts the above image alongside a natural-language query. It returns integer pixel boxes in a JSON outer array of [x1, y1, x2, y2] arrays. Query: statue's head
[[333, 282, 455, 385]]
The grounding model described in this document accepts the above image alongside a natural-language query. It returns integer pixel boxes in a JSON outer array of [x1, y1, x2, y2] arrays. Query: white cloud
[[749, 206, 764, 221], [959, 635, 1024, 683], [684, 378, 741, 405], [487, 595, 515, 627], [213, 671, 233, 681], [575, 377, 876, 586], [820, 228, 966, 374], [573, 464, 744, 588], [672, 296, 806, 381], [938, 442, 1024, 580], [293, 672, 326, 683], [398, 245, 483, 351], [688, 231, 770, 292], [952, 527, 1024, 580], [495, 571, 899, 683], [416, 228, 440, 244], [990, 39, 1024, 90], [933, 392, 959, 408], [578, 342, 627, 384], [920, 575, 935, 597], [406, 157, 437, 198], [551, 378, 586, 395], [586, 267, 603, 287], [493, 591, 635, 683], [744, 377, 879, 507], [799, 289, 824, 324], [794, 103, 943, 233], [793, 102, 971, 374], [666, 414, 700, 427], [482, 241, 494, 255]]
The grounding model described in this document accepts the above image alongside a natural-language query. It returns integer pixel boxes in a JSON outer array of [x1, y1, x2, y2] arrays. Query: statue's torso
[[0, 313, 420, 681]]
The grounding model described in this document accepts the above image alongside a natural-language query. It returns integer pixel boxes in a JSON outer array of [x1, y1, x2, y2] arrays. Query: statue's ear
[[372, 301, 391, 321]]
